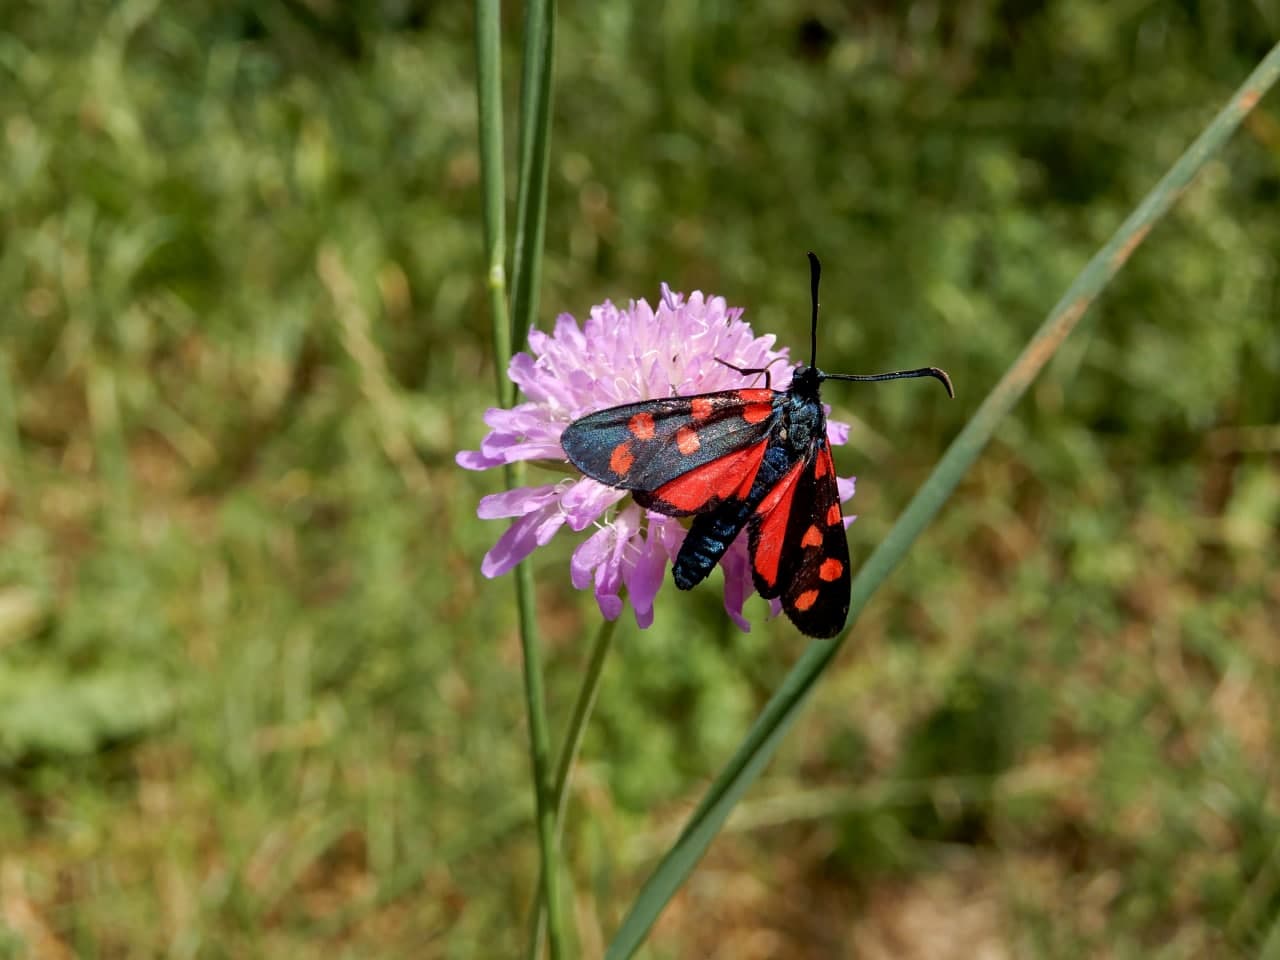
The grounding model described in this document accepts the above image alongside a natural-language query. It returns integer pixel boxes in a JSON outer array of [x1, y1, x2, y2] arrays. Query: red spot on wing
[[676, 426, 701, 455], [826, 503, 842, 526], [794, 588, 819, 612], [819, 558, 843, 581], [628, 412, 655, 440], [801, 524, 823, 548], [742, 403, 773, 424], [736, 389, 773, 403], [610, 442, 635, 475], [653, 440, 768, 513], [691, 397, 714, 420], [814, 447, 833, 478], [752, 459, 806, 587]]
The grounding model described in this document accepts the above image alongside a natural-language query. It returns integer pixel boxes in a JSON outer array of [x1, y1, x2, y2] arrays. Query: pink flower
[[457, 286, 854, 629]]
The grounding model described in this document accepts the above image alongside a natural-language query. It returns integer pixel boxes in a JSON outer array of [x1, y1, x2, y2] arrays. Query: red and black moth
[[561, 254, 953, 638]]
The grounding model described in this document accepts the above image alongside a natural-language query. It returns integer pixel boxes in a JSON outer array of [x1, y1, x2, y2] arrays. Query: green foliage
[[0, 664, 170, 760], [2, 1, 1279, 955]]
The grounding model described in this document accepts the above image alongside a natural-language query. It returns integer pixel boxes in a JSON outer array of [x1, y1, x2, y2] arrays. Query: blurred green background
[[3, 1, 1280, 956]]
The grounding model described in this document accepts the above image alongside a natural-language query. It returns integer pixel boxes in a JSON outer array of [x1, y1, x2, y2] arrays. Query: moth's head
[[790, 363, 824, 396]]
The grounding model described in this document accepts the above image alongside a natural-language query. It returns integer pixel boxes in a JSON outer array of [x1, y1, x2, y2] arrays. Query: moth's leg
[[715, 356, 788, 389]]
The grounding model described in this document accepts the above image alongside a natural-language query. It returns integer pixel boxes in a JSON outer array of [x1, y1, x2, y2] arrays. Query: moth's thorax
[[778, 365, 826, 454]]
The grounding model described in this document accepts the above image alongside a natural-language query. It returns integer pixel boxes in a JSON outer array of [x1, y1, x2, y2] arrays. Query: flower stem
[[604, 39, 1280, 960], [509, 467, 562, 960], [509, 0, 556, 349], [528, 609, 621, 960], [475, 0, 512, 408], [476, 1, 564, 955], [553, 611, 618, 827]]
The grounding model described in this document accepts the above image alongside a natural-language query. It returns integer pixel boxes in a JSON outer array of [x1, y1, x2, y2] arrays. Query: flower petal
[[559, 479, 626, 531], [535, 511, 568, 546], [596, 592, 624, 621], [826, 418, 851, 447], [481, 504, 557, 578], [623, 520, 669, 629], [719, 544, 754, 633], [649, 513, 686, 562], [477, 484, 560, 520], [481, 403, 545, 431], [570, 525, 612, 591], [456, 448, 505, 470], [592, 506, 639, 620]]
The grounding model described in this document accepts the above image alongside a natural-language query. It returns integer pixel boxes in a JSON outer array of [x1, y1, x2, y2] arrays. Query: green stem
[[528, 611, 621, 960], [475, 1, 563, 955], [508, 466, 562, 960], [552, 612, 618, 828], [605, 39, 1280, 960], [475, 0, 512, 408], [509, 0, 556, 349]]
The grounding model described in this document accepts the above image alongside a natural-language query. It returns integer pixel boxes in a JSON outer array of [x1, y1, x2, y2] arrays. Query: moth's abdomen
[[673, 502, 753, 589]]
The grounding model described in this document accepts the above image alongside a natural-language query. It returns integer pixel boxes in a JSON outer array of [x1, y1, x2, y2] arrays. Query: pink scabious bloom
[[457, 286, 855, 630]]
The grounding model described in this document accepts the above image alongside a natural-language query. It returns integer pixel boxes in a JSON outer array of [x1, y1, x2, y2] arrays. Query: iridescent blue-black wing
[[560, 388, 779, 516]]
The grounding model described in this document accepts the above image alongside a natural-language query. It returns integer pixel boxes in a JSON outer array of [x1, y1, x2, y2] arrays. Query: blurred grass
[[1, 1, 1279, 956]]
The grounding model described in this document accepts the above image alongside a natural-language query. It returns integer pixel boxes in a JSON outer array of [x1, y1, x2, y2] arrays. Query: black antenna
[[807, 251, 821, 368], [825, 366, 955, 398], [807, 251, 954, 398]]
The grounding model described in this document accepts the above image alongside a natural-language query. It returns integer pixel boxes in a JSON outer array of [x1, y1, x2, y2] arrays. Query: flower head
[[458, 285, 854, 629]]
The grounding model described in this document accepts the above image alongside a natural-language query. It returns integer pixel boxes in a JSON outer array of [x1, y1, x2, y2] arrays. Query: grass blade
[[605, 40, 1280, 959]]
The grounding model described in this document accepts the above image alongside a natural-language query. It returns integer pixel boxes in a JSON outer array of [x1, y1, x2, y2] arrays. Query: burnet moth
[[561, 253, 953, 638]]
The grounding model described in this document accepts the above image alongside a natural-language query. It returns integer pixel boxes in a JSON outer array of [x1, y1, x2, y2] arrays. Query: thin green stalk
[[552, 612, 618, 828], [475, 2, 563, 955], [605, 41, 1280, 960], [508, 466, 562, 960], [528, 611, 621, 959], [509, 0, 556, 348], [476, 0, 512, 407]]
